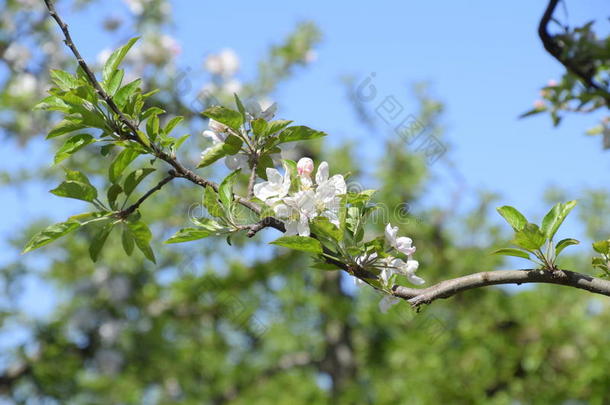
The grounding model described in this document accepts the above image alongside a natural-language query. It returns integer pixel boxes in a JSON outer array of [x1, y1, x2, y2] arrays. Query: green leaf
[[255, 155, 274, 180], [234, 93, 247, 121], [592, 240, 610, 255], [310, 216, 342, 241], [54, 134, 95, 164], [23, 220, 81, 253], [105, 69, 124, 96], [265, 120, 293, 137], [541, 200, 577, 241], [203, 186, 224, 217], [496, 206, 528, 232], [121, 224, 135, 255], [50, 69, 79, 91], [109, 148, 140, 183], [146, 113, 160, 141], [164, 116, 184, 134], [165, 227, 215, 244], [278, 126, 326, 143], [103, 37, 139, 82], [123, 168, 156, 197], [222, 134, 243, 155], [50, 180, 97, 202], [219, 170, 241, 207], [114, 79, 142, 108], [47, 119, 87, 139], [270, 235, 323, 254], [251, 118, 268, 138], [592, 257, 608, 270], [126, 220, 156, 263], [555, 238, 580, 256], [197, 142, 227, 168], [491, 248, 531, 260], [202, 106, 243, 130], [513, 223, 546, 251], [107, 183, 123, 210], [89, 222, 114, 262]]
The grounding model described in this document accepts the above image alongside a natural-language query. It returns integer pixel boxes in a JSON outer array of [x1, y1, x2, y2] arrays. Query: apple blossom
[[384, 223, 416, 256], [253, 167, 291, 202], [297, 157, 314, 177]]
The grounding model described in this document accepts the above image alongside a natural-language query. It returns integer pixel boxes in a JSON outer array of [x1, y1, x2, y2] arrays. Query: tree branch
[[392, 268, 610, 308], [538, 0, 610, 106]]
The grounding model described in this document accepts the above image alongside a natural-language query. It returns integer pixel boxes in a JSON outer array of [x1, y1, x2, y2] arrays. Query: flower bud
[[208, 119, 227, 133], [297, 157, 314, 177]]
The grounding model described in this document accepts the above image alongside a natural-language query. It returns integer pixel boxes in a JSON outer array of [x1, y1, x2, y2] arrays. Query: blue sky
[[2, 0, 610, 266]]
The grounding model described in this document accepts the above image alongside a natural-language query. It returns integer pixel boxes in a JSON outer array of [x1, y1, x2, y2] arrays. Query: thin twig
[[247, 157, 258, 199], [117, 170, 177, 219]]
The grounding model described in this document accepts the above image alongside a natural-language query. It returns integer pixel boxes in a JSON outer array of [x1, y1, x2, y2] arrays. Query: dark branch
[[117, 170, 177, 219], [538, 0, 610, 106]]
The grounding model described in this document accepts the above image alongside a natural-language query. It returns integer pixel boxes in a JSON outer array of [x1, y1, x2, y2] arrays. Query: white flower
[[208, 119, 228, 134], [223, 79, 242, 94], [8, 73, 37, 97], [277, 190, 317, 236], [3, 43, 30, 70], [315, 161, 347, 195], [385, 223, 416, 256], [253, 167, 291, 201], [204, 48, 239, 77], [379, 295, 400, 313], [388, 257, 425, 286]]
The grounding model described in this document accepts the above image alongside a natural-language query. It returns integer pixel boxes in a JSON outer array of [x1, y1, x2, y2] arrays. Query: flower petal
[[315, 161, 329, 185]]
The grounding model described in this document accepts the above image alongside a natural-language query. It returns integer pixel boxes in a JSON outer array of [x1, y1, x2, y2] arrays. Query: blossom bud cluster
[[254, 157, 347, 237]]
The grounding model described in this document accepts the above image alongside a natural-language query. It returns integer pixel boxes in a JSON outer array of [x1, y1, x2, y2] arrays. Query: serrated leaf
[[265, 120, 293, 137], [270, 235, 323, 254], [251, 118, 268, 138], [103, 37, 139, 82], [22, 221, 80, 253], [496, 206, 528, 232], [54, 134, 95, 164], [219, 170, 240, 207], [109, 148, 140, 183], [114, 79, 142, 109], [203, 106, 243, 130], [513, 223, 546, 251], [541, 200, 577, 241], [105, 69, 124, 96], [491, 248, 531, 259], [555, 238, 579, 256], [278, 126, 326, 143], [127, 220, 155, 263], [50, 181, 97, 202]]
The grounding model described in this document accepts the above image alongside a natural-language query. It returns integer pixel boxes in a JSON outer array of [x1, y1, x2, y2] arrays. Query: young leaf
[[127, 220, 156, 263], [555, 238, 580, 256], [310, 217, 342, 241], [165, 228, 215, 244], [491, 248, 531, 260], [109, 148, 140, 183], [202, 106, 243, 130], [592, 240, 610, 255], [50, 69, 79, 91], [47, 119, 87, 139], [219, 170, 241, 207], [103, 37, 139, 82], [496, 206, 527, 232], [22, 220, 81, 253], [164, 116, 184, 135], [54, 134, 95, 164], [114, 79, 142, 108], [541, 200, 577, 241], [105, 69, 124, 96], [278, 126, 326, 143], [513, 223, 546, 251], [264, 120, 293, 137], [107, 183, 123, 210], [270, 235, 323, 254]]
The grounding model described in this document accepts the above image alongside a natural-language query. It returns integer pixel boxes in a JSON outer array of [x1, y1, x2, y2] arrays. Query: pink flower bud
[[297, 157, 314, 177], [547, 79, 558, 87]]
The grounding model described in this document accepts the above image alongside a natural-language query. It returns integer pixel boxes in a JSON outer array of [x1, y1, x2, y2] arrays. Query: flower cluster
[[355, 223, 424, 312], [254, 157, 347, 237]]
